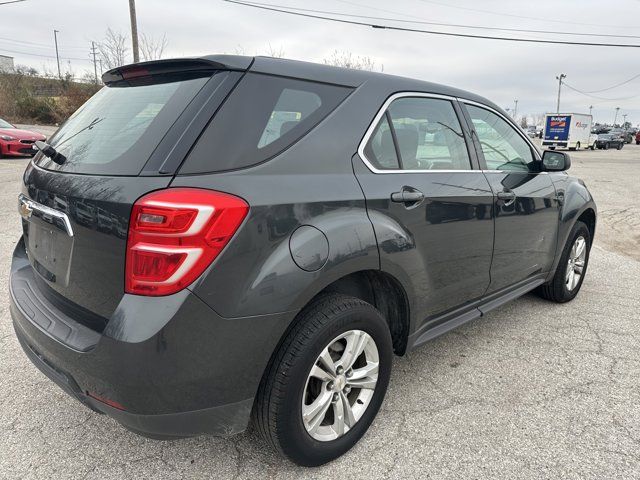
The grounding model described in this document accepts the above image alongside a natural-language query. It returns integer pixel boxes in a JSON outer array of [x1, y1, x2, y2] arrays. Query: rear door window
[[179, 73, 352, 174], [363, 96, 471, 171], [35, 72, 212, 176]]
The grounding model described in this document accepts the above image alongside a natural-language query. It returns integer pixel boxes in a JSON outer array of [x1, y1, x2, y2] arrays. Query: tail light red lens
[[125, 188, 249, 296]]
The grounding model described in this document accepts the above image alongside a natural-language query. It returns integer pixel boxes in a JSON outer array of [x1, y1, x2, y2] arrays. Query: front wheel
[[537, 221, 591, 302], [254, 293, 393, 466], [618, 142, 623, 150]]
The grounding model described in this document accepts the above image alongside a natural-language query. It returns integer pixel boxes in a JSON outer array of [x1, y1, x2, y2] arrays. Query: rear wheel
[[604, 142, 610, 150], [618, 142, 623, 150], [254, 293, 393, 466], [537, 221, 591, 303]]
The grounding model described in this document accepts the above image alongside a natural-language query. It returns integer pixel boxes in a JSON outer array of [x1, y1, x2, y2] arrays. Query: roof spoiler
[[102, 56, 253, 85]]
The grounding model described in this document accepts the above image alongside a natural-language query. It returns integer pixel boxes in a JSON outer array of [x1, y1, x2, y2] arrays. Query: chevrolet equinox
[[10, 55, 597, 466]]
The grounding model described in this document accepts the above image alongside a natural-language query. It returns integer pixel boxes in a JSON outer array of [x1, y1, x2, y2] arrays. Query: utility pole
[[53, 29, 61, 80], [513, 99, 518, 119], [622, 113, 627, 126], [589, 105, 593, 116], [129, 0, 140, 63], [555, 73, 566, 113], [613, 107, 620, 126], [90, 41, 99, 84]]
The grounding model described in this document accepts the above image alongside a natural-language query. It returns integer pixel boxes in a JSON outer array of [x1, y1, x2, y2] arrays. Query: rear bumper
[[542, 141, 567, 148], [10, 239, 294, 438]]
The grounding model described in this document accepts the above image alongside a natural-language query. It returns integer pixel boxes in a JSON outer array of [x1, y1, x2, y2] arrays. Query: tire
[[636, 140, 639, 145], [603, 142, 609, 150], [590, 144, 595, 150], [537, 221, 591, 303], [618, 142, 623, 150], [254, 293, 393, 466]]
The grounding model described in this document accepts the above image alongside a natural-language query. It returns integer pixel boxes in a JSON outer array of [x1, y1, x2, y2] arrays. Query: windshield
[[35, 73, 212, 175], [0, 118, 14, 129]]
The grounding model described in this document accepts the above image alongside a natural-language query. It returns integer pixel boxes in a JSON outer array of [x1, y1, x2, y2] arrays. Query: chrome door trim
[[18, 193, 74, 237]]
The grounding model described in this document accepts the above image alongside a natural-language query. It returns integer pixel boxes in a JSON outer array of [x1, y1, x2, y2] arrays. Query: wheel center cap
[[334, 375, 346, 391]]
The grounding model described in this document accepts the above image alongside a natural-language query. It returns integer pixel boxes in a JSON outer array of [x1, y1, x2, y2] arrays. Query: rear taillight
[[125, 188, 249, 296]]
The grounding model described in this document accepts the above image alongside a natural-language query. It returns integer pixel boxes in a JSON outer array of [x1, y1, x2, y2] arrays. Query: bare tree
[[322, 50, 383, 72], [140, 33, 168, 62], [264, 43, 285, 58], [98, 28, 129, 70]]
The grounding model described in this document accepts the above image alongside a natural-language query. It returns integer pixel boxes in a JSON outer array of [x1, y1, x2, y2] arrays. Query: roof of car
[[204, 54, 498, 109]]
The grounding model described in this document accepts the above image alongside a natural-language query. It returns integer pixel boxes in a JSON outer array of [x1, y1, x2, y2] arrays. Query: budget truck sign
[[543, 113, 594, 150]]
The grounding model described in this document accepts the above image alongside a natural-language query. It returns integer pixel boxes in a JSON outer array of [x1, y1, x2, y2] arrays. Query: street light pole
[[613, 107, 620, 126], [129, 0, 140, 63], [589, 105, 593, 116], [513, 99, 518, 119], [53, 29, 61, 80], [556, 73, 566, 113]]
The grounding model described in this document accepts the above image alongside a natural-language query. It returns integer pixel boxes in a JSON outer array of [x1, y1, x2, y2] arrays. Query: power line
[[0, 36, 87, 50], [224, 0, 640, 48], [563, 82, 640, 101], [0, 47, 92, 62], [241, 1, 640, 39], [0, 0, 27, 5], [571, 73, 640, 93], [415, 0, 638, 30]]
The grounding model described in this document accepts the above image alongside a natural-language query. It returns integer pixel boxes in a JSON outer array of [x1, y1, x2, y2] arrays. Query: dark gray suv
[[10, 55, 596, 466]]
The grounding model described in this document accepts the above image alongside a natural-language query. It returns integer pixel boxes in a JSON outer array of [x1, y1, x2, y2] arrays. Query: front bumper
[[1, 140, 36, 156], [10, 239, 294, 438]]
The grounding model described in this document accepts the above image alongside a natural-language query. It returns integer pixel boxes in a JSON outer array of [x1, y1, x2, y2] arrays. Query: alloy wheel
[[302, 330, 379, 442], [566, 235, 587, 291]]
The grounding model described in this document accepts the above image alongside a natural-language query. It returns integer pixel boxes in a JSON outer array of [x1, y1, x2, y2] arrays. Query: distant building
[[0, 55, 15, 73]]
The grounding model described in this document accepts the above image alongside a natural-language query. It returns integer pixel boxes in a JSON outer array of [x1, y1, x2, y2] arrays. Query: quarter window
[[181, 73, 352, 174], [364, 97, 471, 171], [466, 105, 536, 171]]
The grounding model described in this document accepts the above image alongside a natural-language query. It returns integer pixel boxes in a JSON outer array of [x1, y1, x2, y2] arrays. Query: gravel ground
[[1, 142, 639, 479]]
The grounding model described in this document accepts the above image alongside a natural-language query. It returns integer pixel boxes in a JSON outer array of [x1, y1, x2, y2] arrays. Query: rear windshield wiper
[[54, 117, 104, 149], [33, 140, 66, 165], [34, 117, 104, 166]]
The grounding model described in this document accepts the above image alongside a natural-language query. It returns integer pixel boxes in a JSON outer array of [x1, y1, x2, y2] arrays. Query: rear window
[[35, 72, 212, 176], [179, 73, 352, 174]]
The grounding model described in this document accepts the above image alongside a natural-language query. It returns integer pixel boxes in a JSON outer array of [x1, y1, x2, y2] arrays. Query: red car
[[636, 131, 640, 145], [0, 118, 46, 157]]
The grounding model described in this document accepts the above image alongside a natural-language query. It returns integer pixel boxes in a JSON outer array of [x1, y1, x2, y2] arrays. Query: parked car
[[525, 125, 542, 138], [636, 131, 640, 145], [610, 128, 633, 144], [595, 133, 625, 150], [0, 118, 46, 157], [10, 56, 597, 466]]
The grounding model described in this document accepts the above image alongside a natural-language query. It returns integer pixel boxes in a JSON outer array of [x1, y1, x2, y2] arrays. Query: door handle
[[497, 190, 517, 206], [391, 187, 425, 205]]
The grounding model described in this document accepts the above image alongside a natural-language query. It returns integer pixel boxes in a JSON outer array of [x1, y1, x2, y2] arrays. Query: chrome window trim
[[357, 92, 479, 174]]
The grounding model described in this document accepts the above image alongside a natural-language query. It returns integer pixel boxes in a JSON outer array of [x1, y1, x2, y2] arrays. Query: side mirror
[[541, 150, 571, 172]]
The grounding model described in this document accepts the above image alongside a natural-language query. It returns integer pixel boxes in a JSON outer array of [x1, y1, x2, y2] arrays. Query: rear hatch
[[19, 60, 247, 327]]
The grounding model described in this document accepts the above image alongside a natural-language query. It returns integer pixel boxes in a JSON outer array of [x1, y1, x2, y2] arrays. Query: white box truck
[[542, 113, 595, 150]]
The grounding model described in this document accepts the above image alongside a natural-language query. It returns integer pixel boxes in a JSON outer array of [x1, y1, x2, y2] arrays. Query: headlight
[[0, 135, 16, 141]]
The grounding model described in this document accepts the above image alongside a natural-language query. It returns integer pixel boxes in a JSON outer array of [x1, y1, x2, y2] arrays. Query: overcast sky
[[2, 0, 639, 125]]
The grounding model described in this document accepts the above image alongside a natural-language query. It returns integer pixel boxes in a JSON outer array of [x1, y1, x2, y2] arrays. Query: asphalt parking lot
[[1, 136, 639, 479]]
